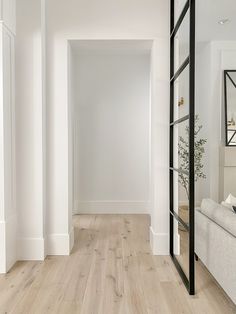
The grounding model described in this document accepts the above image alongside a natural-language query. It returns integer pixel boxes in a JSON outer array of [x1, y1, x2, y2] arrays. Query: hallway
[[0, 215, 235, 314]]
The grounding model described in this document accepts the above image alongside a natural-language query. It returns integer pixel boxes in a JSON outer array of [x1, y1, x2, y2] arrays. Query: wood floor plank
[[0, 214, 235, 314], [99, 215, 125, 314]]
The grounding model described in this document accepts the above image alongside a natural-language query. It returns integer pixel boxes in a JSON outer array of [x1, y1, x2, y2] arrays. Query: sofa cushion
[[200, 199, 236, 237], [221, 201, 236, 213]]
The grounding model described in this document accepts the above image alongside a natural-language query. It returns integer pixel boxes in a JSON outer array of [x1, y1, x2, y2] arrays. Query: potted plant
[[178, 115, 207, 226]]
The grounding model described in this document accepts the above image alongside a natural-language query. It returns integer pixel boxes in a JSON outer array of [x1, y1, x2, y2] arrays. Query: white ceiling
[[196, 0, 236, 42], [70, 40, 153, 55], [70, 1, 236, 54]]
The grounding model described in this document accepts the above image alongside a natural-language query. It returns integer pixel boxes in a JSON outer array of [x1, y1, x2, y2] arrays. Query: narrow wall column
[[150, 38, 170, 255], [45, 37, 74, 255], [15, 0, 46, 260], [0, 0, 17, 273]]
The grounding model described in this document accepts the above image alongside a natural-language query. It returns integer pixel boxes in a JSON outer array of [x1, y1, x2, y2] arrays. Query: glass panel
[[173, 119, 189, 170], [174, 9, 190, 73], [174, 0, 187, 24], [171, 0, 195, 295], [174, 217, 189, 278], [174, 65, 189, 121], [173, 171, 189, 225], [228, 130, 236, 145], [226, 72, 236, 145]]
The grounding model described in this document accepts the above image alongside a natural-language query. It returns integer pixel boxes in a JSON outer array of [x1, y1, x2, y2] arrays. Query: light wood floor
[[0, 215, 236, 314]]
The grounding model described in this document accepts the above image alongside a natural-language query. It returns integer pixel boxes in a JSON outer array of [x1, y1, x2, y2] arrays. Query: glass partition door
[[170, 0, 195, 295]]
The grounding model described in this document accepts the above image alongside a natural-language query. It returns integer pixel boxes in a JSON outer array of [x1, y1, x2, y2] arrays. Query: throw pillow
[[222, 194, 236, 213], [221, 201, 233, 210], [225, 193, 236, 204]]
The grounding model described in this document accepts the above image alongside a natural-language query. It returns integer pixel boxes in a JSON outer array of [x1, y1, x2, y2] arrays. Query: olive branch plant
[[178, 115, 207, 200]]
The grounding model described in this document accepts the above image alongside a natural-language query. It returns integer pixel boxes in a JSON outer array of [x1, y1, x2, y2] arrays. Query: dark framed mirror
[[224, 70, 236, 146]]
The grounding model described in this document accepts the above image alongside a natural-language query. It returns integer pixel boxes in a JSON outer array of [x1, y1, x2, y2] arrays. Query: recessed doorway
[[68, 40, 152, 217]]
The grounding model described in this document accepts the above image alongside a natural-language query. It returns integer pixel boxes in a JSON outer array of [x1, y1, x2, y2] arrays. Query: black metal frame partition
[[169, 0, 195, 295], [224, 70, 236, 146]]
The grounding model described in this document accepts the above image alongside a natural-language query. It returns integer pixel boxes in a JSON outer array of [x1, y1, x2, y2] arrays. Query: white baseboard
[[149, 226, 180, 256], [149, 227, 169, 255], [0, 214, 17, 273], [18, 237, 45, 261], [46, 227, 74, 255], [18, 227, 75, 259], [73, 201, 150, 215]]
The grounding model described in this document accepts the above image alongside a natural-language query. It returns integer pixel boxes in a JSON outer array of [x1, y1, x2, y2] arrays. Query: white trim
[[73, 201, 150, 215], [149, 227, 169, 255], [46, 227, 74, 255], [0, 214, 17, 273], [0, 21, 17, 274], [149, 227, 180, 256], [18, 237, 45, 261]]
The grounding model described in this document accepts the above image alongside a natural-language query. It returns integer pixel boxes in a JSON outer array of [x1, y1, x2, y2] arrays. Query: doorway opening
[[68, 40, 152, 219]]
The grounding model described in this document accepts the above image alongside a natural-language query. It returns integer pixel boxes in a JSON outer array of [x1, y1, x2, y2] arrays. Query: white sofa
[[195, 199, 236, 304]]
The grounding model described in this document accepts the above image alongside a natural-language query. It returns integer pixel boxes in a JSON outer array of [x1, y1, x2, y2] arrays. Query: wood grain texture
[[0, 215, 235, 314]]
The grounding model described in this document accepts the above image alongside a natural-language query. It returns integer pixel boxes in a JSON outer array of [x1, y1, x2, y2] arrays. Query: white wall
[[72, 49, 150, 214], [15, 0, 46, 260], [46, 0, 169, 255], [0, 0, 16, 34], [0, 0, 16, 273], [196, 41, 236, 203]]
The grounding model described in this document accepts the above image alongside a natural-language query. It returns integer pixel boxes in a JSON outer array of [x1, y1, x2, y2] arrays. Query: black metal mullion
[[224, 70, 236, 146], [224, 71, 228, 146], [169, 0, 175, 258], [189, 0, 196, 296]]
